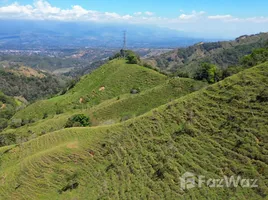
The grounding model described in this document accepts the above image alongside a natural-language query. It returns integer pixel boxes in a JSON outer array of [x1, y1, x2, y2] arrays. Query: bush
[[194, 63, 218, 83], [0, 118, 8, 130], [10, 118, 22, 128], [130, 88, 140, 94], [127, 53, 140, 64], [65, 114, 91, 128], [43, 113, 48, 119], [240, 48, 268, 68], [176, 71, 190, 78], [110, 50, 141, 64], [56, 109, 64, 115]]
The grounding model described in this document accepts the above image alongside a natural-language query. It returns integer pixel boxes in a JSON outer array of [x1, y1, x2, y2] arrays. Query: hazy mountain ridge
[[0, 20, 213, 49]]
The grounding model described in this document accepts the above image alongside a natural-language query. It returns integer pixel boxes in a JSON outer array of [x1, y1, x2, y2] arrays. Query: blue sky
[[2, 0, 268, 17], [0, 0, 268, 38]]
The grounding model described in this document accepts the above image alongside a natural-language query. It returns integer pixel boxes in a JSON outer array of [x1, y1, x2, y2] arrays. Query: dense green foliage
[[194, 63, 218, 83], [193, 47, 268, 84], [110, 50, 141, 64], [65, 114, 91, 128], [0, 68, 66, 101], [126, 51, 140, 64], [241, 48, 268, 68], [0, 92, 17, 130]]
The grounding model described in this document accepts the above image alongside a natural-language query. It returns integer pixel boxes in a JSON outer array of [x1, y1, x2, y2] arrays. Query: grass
[[1, 77, 206, 143], [0, 62, 267, 199], [12, 59, 167, 121]]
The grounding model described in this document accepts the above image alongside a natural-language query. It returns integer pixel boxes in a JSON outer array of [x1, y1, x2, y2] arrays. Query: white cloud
[[134, 12, 142, 16], [0, 1, 268, 37], [145, 11, 154, 16], [0, 0, 135, 21], [246, 17, 268, 23], [0, 2, 32, 14], [134, 11, 153, 16], [208, 15, 233, 19], [179, 11, 205, 20]]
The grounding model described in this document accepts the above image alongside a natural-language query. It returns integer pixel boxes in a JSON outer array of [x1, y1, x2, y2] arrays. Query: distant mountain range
[[0, 20, 216, 49]]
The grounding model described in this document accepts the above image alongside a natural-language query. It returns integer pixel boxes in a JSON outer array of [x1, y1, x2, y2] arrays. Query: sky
[[0, 0, 268, 38]]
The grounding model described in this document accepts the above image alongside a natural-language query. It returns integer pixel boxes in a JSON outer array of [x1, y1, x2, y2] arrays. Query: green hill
[[10, 60, 167, 121], [0, 78, 206, 145], [0, 62, 267, 199], [147, 32, 268, 75]]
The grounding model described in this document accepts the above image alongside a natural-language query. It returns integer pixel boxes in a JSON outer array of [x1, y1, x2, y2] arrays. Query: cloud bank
[[0, 0, 268, 37]]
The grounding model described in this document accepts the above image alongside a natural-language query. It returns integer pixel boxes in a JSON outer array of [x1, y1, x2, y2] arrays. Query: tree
[[240, 48, 268, 68], [127, 53, 139, 64], [65, 114, 91, 128], [194, 63, 218, 83]]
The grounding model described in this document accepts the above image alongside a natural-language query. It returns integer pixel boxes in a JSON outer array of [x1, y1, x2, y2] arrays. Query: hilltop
[[10, 59, 167, 121], [147, 32, 268, 75], [0, 61, 267, 199]]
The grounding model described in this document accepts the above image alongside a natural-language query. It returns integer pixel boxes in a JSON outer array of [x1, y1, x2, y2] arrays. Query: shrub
[[130, 88, 140, 94], [10, 118, 22, 128], [127, 53, 140, 64], [43, 113, 48, 119], [176, 71, 190, 78], [65, 114, 91, 128], [194, 63, 218, 83], [56, 108, 64, 115], [0, 118, 8, 130]]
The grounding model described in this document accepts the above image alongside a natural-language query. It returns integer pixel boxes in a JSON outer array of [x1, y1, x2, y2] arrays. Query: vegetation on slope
[[192, 46, 268, 84], [0, 62, 267, 199], [0, 54, 91, 73], [0, 92, 18, 131], [148, 32, 268, 75], [0, 78, 206, 145], [10, 59, 167, 121], [0, 65, 67, 101]]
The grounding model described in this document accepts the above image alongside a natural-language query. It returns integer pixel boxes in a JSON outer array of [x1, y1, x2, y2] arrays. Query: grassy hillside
[[0, 62, 267, 199], [0, 78, 206, 145], [11, 59, 167, 121], [148, 32, 268, 75]]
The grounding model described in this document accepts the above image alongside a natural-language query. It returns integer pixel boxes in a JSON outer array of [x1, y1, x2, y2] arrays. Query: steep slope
[[148, 32, 268, 75], [0, 63, 267, 199], [1, 78, 206, 145]]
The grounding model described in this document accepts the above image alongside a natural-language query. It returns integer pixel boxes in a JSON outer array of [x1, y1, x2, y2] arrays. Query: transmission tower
[[122, 30, 127, 58]]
